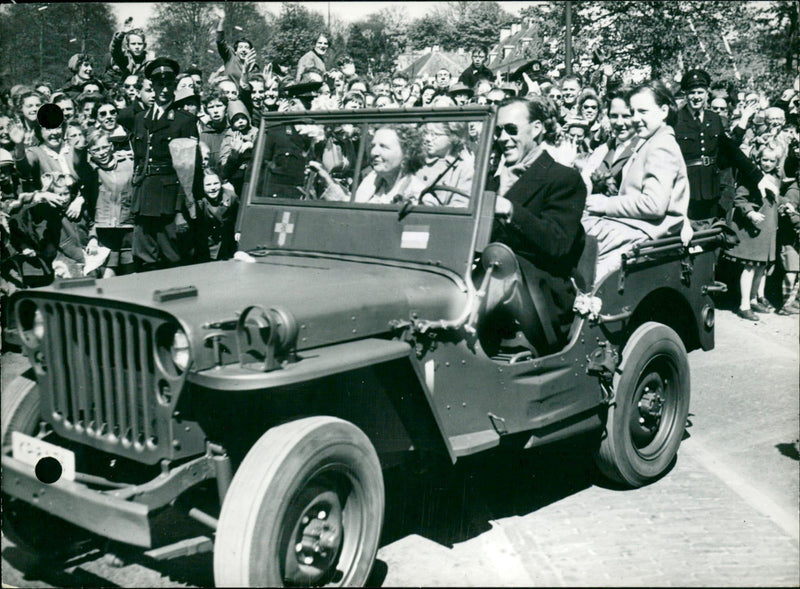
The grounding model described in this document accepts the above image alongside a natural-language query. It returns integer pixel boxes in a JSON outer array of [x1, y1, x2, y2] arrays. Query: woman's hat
[[174, 86, 200, 108], [68, 53, 90, 72], [447, 82, 473, 98]]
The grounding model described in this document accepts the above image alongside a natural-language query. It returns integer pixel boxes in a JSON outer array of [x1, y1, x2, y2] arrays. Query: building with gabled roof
[[397, 47, 472, 81]]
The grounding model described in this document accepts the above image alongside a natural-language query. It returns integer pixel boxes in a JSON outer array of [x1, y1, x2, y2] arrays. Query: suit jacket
[[490, 150, 587, 279], [488, 150, 587, 344], [130, 103, 199, 217], [601, 125, 690, 241]]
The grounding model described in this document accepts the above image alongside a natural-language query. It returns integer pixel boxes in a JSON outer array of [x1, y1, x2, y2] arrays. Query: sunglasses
[[494, 123, 519, 137], [710, 106, 728, 113], [97, 109, 117, 117]]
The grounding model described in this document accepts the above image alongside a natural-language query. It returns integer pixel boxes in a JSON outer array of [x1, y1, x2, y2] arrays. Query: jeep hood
[[42, 256, 466, 354]]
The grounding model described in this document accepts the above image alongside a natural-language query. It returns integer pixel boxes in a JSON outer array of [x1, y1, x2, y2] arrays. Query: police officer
[[261, 81, 321, 199], [673, 68, 764, 224], [130, 57, 200, 271]]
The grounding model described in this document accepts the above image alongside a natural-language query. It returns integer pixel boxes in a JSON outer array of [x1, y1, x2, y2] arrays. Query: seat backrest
[[575, 234, 598, 291]]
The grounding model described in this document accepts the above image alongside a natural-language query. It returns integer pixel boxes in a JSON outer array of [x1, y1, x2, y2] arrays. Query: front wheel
[[214, 416, 385, 587], [1, 374, 89, 559], [594, 322, 690, 487]]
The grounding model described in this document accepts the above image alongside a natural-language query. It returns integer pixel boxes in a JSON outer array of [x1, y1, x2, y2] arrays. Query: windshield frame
[[237, 106, 498, 278]]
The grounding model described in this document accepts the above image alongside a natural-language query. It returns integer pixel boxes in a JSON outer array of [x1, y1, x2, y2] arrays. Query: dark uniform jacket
[[488, 151, 587, 345], [262, 125, 314, 199], [118, 100, 148, 134], [673, 105, 761, 220], [130, 104, 199, 217], [458, 64, 494, 90]]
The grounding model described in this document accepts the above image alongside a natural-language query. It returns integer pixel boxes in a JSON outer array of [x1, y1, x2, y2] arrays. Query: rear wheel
[[1, 374, 89, 559], [594, 322, 690, 487], [214, 416, 384, 587]]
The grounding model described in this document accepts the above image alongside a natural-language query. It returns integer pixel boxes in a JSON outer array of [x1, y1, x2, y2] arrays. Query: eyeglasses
[[550, 94, 563, 100], [97, 109, 117, 117], [709, 106, 728, 113], [494, 123, 519, 137]]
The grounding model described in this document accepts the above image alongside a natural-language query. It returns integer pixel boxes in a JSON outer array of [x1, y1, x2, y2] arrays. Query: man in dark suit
[[489, 97, 587, 353], [118, 76, 155, 133], [673, 68, 763, 224], [130, 57, 200, 271], [458, 46, 493, 91]]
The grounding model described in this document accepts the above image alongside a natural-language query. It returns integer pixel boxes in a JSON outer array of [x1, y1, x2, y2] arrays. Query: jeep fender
[[189, 338, 456, 463]]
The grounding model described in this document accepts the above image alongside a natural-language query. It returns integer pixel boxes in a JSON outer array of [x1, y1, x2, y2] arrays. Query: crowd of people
[[1, 16, 799, 327]]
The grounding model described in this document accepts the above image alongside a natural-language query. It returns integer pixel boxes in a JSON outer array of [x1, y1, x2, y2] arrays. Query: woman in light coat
[[583, 80, 692, 280]]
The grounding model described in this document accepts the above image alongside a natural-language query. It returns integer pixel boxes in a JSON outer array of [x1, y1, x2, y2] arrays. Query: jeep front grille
[[37, 301, 167, 460]]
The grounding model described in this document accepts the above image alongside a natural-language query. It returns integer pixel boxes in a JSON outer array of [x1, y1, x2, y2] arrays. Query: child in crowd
[[219, 100, 257, 196], [724, 141, 784, 321], [196, 169, 238, 261], [777, 151, 800, 315]]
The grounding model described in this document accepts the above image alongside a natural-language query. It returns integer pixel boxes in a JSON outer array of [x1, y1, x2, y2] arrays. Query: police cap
[[145, 58, 180, 82], [281, 80, 322, 99], [681, 69, 711, 92]]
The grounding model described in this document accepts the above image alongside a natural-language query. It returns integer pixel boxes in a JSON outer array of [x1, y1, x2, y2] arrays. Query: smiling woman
[[582, 80, 692, 280]]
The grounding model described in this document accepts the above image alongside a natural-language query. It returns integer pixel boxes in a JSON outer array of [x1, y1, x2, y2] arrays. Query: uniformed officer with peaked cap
[[673, 67, 763, 224], [130, 56, 201, 270]]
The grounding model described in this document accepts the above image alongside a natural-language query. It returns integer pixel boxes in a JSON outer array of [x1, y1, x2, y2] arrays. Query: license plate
[[11, 431, 76, 482]]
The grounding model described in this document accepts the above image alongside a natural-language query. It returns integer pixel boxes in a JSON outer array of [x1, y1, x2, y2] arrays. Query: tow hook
[[587, 342, 618, 403]]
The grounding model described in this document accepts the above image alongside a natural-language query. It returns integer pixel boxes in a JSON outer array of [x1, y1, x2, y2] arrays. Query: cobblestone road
[[2, 307, 798, 587]]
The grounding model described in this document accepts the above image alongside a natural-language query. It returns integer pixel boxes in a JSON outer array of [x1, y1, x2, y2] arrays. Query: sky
[[108, 1, 542, 28]]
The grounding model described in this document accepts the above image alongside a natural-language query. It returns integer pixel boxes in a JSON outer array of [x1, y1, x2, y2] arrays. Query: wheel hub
[[285, 488, 343, 585], [638, 387, 664, 428], [630, 375, 668, 448]]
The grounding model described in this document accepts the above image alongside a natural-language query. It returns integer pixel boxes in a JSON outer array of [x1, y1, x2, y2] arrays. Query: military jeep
[[2, 106, 726, 586]]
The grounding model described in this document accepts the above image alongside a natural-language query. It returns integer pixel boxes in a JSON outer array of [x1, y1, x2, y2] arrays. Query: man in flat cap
[[674, 68, 764, 225], [130, 57, 201, 271]]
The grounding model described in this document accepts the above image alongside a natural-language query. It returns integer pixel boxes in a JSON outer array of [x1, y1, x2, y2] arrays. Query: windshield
[[250, 108, 490, 212], [238, 107, 496, 275]]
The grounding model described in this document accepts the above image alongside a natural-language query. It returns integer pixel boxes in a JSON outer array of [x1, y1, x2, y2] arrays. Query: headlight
[[33, 309, 45, 340], [156, 324, 191, 376], [171, 329, 191, 372], [17, 300, 45, 347]]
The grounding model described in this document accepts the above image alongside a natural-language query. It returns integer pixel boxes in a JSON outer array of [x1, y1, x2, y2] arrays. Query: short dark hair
[[472, 46, 488, 56], [234, 39, 253, 52], [498, 96, 559, 144], [185, 67, 203, 79], [203, 86, 228, 107], [628, 79, 678, 126]]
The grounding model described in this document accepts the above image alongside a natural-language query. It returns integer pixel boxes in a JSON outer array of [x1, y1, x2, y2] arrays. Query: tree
[[0, 3, 116, 88], [451, 1, 514, 52], [265, 3, 326, 72], [406, 12, 456, 51], [147, 3, 218, 74]]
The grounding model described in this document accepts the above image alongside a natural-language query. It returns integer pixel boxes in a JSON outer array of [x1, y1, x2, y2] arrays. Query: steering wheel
[[419, 184, 471, 207]]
